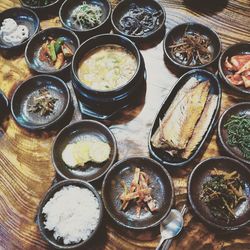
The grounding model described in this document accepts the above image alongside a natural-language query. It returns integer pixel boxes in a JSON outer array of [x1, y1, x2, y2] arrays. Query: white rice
[[42, 185, 100, 245]]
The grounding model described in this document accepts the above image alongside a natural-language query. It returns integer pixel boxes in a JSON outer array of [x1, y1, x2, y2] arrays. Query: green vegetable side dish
[[224, 114, 250, 160], [71, 1, 103, 30], [23, 0, 56, 6], [200, 168, 246, 223]]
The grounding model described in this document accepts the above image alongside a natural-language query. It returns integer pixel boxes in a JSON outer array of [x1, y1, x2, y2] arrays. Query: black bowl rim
[[59, 0, 112, 33], [218, 102, 250, 165], [37, 179, 103, 249], [218, 42, 250, 95], [0, 7, 40, 50], [51, 119, 118, 182], [24, 27, 80, 74], [10, 74, 71, 131], [163, 22, 222, 70], [148, 68, 222, 168], [188, 156, 250, 231], [111, 0, 166, 40], [20, 0, 62, 9], [71, 33, 141, 94], [101, 156, 174, 230]]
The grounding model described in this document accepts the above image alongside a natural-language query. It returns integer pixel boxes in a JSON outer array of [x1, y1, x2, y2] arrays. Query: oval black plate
[[59, 0, 111, 41], [218, 43, 250, 97], [52, 120, 117, 183], [0, 7, 40, 52], [0, 90, 9, 122], [102, 157, 174, 230], [218, 102, 250, 165], [11, 75, 71, 131], [163, 22, 221, 70], [149, 69, 221, 168], [25, 27, 80, 75], [37, 179, 103, 249], [188, 157, 250, 231], [111, 0, 166, 44]]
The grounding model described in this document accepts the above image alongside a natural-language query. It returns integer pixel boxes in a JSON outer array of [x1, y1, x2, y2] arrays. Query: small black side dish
[[11, 75, 72, 132], [37, 179, 103, 249], [149, 69, 221, 168], [59, 0, 111, 42], [25, 27, 80, 77], [0, 90, 9, 123], [163, 22, 221, 71], [188, 157, 250, 231], [0, 7, 40, 55], [218, 43, 250, 97]]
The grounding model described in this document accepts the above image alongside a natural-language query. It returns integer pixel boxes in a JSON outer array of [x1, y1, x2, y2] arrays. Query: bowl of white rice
[[37, 179, 103, 249]]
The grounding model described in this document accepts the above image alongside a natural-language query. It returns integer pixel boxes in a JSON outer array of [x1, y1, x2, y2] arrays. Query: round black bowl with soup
[[218, 102, 250, 166], [71, 34, 146, 120], [59, 0, 111, 42], [163, 22, 221, 71], [52, 120, 117, 183], [37, 179, 103, 249], [188, 157, 250, 231], [218, 43, 250, 97], [0, 7, 40, 56], [11, 75, 72, 132], [25, 27, 80, 78], [111, 0, 166, 45], [20, 0, 63, 19]]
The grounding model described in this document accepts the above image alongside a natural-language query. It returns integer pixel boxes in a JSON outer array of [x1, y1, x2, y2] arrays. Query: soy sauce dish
[[11, 75, 71, 131], [71, 34, 146, 119], [59, 0, 111, 41], [0, 7, 40, 53], [218, 102, 250, 165], [52, 120, 117, 183], [111, 0, 166, 43], [102, 157, 174, 230], [188, 157, 250, 231], [37, 179, 103, 249], [163, 22, 221, 70], [149, 69, 221, 168], [218, 43, 250, 97], [25, 27, 80, 75]]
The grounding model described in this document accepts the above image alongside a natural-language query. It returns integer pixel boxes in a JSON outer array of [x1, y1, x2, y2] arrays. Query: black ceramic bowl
[[102, 157, 174, 230], [0, 7, 39, 53], [37, 179, 103, 249], [11, 75, 72, 131], [218, 43, 250, 97], [20, 0, 63, 19], [25, 27, 80, 76], [52, 120, 117, 182], [59, 0, 111, 42], [71, 33, 146, 119], [0, 90, 9, 122], [163, 22, 221, 70], [111, 0, 166, 44], [188, 157, 250, 231], [218, 102, 250, 166], [149, 69, 221, 168]]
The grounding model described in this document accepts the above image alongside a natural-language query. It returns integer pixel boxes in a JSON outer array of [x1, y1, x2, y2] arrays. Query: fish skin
[[181, 95, 218, 159], [151, 77, 198, 148], [161, 81, 210, 150]]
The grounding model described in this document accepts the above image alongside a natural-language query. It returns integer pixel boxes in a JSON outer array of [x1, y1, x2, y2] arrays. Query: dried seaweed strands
[[28, 87, 58, 116], [200, 168, 246, 223], [169, 32, 212, 66], [119, 3, 163, 36], [23, 0, 56, 6], [224, 114, 250, 160]]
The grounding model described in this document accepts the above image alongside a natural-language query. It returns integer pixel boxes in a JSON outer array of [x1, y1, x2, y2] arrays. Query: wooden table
[[0, 0, 250, 249]]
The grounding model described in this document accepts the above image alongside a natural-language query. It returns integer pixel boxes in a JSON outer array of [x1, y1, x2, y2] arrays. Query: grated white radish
[[42, 185, 100, 245]]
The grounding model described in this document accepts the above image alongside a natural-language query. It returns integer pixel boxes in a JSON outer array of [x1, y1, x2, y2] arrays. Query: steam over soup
[[77, 45, 137, 91]]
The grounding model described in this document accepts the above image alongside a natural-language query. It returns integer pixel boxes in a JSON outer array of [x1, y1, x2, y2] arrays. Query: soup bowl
[[71, 34, 146, 119]]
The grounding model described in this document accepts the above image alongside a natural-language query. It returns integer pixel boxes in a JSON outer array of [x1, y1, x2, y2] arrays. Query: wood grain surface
[[0, 0, 250, 249]]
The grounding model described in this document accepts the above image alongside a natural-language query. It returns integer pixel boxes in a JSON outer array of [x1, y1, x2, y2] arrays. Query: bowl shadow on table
[[183, 0, 229, 13]]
